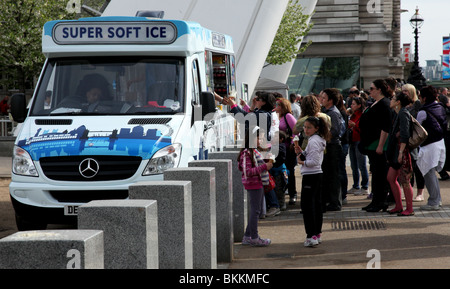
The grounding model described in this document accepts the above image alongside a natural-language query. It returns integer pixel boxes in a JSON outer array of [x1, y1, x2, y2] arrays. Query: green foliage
[[266, 0, 314, 66], [0, 0, 76, 92]]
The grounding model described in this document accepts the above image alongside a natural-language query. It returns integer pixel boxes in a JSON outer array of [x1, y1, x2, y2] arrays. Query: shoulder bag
[[409, 115, 428, 150]]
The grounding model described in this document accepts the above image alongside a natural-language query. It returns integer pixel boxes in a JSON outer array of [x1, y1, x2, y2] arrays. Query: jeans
[[339, 143, 349, 200], [245, 188, 265, 239], [423, 168, 441, 206], [349, 141, 369, 190], [265, 189, 279, 208]]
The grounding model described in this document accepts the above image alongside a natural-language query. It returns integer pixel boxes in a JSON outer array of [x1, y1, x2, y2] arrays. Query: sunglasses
[[349, 90, 359, 94]]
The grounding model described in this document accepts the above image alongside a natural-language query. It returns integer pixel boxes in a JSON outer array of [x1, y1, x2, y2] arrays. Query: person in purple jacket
[[238, 126, 273, 247]]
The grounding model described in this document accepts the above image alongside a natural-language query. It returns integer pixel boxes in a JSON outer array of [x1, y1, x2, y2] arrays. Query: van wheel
[[15, 214, 47, 231]]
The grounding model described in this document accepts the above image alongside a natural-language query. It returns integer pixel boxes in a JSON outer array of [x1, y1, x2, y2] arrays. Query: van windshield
[[30, 56, 185, 116]]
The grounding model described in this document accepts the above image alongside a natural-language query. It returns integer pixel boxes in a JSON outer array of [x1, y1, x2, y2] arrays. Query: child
[[269, 130, 288, 210], [296, 116, 330, 247], [238, 126, 274, 246]]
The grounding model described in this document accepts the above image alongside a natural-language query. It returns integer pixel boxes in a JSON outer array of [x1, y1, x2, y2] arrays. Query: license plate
[[64, 205, 79, 216]]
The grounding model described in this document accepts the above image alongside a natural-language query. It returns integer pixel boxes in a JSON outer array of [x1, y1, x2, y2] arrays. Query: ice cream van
[[9, 15, 237, 230]]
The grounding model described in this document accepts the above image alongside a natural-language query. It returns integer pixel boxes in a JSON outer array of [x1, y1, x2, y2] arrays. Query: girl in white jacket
[[295, 116, 330, 247]]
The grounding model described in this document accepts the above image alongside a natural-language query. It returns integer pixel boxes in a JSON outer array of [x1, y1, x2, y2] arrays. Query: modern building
[[423, 59, 442, 81], [282, 0, 403, 95]]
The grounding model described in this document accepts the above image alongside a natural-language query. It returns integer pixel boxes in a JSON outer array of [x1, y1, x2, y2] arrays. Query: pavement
[[3, 156, 450, 269], [226, 166, 450, 269]]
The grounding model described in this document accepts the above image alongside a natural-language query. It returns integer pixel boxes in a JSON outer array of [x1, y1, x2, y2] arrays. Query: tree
[[0, 0, 75, 93], [265, 0, 314, 66]]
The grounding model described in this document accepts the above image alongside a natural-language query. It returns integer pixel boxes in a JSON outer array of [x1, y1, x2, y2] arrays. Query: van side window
[[191, 59, 201, 105]]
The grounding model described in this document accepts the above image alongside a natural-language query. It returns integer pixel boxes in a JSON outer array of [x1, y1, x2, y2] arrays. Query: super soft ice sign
[[52, 22, 177, 44]]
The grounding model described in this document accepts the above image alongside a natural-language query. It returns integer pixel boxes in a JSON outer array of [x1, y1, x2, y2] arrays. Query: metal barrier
[[0, 117, 14, 136]]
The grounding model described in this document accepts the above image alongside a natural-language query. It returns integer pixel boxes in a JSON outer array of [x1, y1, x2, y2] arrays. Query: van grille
[[49, 190, 129, 203], [128, 118, 171, 125], [39, 155, 142, 181], [35, 119, 73, 125]]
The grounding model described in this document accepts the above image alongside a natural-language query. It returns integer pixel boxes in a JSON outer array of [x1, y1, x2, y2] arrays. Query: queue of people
[[215, 80, 450, 247]]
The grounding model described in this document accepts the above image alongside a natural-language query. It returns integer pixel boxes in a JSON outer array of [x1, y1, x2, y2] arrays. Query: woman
[[293, 94, 330, 149], [275, 98, 298, 205], [228, 91, 276, 144], [417, 86, 447, 211], [359, 79, 393, 212], [347, 96, 369, 196], [386, 92, 415, 216], [402, 83, 425, 202]]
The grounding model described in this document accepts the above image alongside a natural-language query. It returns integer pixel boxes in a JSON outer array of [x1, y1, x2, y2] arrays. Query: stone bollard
[[164, 167, 216, 269], [78, 199, 158, 269], [129, 181, 193, 269], [0, 230, 103, 269], [189, 159, 233, 263], [208, 151, 247, 242]]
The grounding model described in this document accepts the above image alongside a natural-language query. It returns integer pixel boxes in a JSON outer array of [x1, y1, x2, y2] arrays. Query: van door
[[189, 58, 207, 160]]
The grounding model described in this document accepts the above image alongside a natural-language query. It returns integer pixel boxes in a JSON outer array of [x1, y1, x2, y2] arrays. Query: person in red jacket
[[347, 96, 370, 196], [0, 96, 10, 115], [238, 126, 273, 247]]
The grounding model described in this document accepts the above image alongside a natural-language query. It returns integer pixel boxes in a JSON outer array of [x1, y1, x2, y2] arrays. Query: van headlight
[[12, 146, 38, 177], [143, 143, 182, 175]]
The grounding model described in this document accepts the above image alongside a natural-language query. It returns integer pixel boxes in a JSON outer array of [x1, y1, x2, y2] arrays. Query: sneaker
[[342, 197, 348, 205], [316, 234, 322, 244], [250, 237, 271, 247], [420, 204, 440, 211], [304, 236, 319, 247], [289, 196, 297, 205], [242, 236, 251, 245], [347, 187, 360, 195], [355, 188, 369, 196], [266, 207, 281, 217]]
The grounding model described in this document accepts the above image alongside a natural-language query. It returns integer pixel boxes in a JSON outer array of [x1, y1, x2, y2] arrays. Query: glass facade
[[287, 57, 361, 95]]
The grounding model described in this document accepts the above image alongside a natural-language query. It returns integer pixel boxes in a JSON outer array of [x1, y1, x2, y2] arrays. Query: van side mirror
[[200, 92, 216, 118], [10, 93, 27, 123]]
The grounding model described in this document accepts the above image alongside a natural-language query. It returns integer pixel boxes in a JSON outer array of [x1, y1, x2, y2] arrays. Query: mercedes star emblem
[[79, 158, 100, 178]]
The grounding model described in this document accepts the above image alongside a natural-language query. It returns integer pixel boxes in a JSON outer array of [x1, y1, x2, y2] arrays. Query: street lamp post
[[407, 7, 427, 89]]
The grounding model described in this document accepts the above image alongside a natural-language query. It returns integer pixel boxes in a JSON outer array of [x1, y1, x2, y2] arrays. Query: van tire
[[15, 214, 47, 231]]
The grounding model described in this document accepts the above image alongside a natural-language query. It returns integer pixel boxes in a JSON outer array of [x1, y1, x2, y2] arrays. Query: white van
[[9, 15, 237, 230]]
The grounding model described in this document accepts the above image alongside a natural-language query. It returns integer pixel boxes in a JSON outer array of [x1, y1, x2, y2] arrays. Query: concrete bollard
[[78, 199, 158, 269], [208, 151, 247, 242], [189, 159, 233, 263], [164, 167, 216, 269], [0, 230, 104, 269], [129, 180, 193, 269]]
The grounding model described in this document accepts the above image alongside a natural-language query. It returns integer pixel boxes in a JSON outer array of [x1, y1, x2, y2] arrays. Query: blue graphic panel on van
[[17, 125, 172, 161]]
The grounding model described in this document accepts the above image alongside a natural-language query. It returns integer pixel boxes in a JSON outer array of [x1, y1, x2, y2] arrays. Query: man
[[289, 93, 301, 120], [346, 86, 359, 109], [437, 87, 449, 107], [320, 88, 344, 211]]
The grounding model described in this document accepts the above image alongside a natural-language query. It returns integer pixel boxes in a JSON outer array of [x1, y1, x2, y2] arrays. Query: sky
[[400, 0, 450, 67]]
